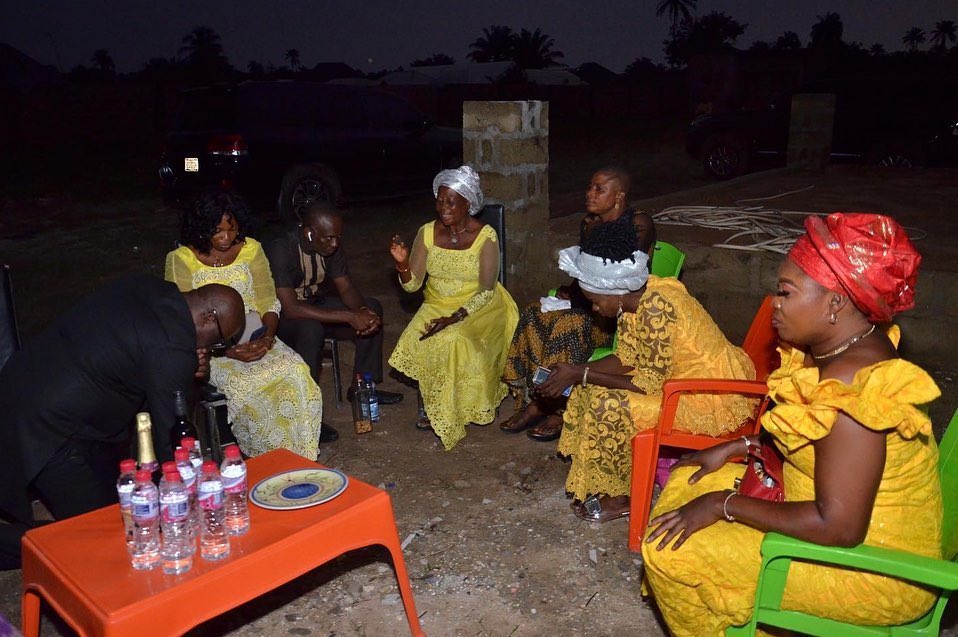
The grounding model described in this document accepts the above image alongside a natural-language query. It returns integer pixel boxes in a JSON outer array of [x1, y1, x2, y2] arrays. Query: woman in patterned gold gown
[[642, 213, 941, 636], [388, 166, 519, 450], [165, 190, 323, 459], [537, 230, 756, 523]]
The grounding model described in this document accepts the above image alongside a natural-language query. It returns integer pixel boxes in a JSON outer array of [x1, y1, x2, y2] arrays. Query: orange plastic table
[[21, 449, 425, 637]]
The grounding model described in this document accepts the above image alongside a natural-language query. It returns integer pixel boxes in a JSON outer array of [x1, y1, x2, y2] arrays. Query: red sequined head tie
[[787, 212, 921, 323]]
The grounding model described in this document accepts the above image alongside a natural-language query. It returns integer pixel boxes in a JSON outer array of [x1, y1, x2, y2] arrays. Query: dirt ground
[[1, 156, 957, 635]]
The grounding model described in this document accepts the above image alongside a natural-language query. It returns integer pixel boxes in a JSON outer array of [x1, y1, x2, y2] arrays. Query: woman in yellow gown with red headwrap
[[642, 213, 942, 635]]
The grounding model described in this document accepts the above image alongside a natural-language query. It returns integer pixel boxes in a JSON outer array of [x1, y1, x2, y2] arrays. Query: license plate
[[184, 157, 199, 172]]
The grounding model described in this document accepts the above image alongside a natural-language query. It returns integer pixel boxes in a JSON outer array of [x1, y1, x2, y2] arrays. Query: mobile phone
[[532, 366, 572, 396], [249, 326, 268, 341]]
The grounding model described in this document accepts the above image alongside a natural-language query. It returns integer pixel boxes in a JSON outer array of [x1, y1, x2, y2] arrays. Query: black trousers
[[277, 296, 385, 384], [0, 437, 126, 570]]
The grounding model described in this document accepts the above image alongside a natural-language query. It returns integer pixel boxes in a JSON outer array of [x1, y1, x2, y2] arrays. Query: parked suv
[[159, 81, 462, 218], [687, 79, 958, 179]]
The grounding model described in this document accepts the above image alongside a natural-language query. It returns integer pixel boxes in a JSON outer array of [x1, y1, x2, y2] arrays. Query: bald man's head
[[184, 283, 244, 348], [300, 203, 344, 257]]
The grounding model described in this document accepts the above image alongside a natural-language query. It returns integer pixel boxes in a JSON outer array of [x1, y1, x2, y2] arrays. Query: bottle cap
[[174, 448, 190, 462], [201, 460, 218, 473], [161, 461, 177, 475], [163, 470, 182, 483], [119, 459, 136, 473], [180, 436, 195, 449], [224, 444, 241, 459], [134, 469, 152, 482]]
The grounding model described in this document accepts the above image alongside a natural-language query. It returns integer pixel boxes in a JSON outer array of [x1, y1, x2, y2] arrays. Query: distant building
[[368, 62, 586, 86]]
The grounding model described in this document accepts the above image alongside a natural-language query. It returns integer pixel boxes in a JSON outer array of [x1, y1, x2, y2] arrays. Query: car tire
[[866, 141, 925, 169], [278, 165, 341, 222], [701, 133, 750, 180]]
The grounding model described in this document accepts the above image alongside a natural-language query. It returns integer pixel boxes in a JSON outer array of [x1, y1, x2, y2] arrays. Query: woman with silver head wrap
[[388, 166, 519, 450], [500, 166, 655, 443], [536, 231, 756, 523]]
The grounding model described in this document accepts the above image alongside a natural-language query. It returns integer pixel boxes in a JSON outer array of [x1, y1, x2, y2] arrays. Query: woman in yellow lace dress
[[538, 233, 755, 522], [643, 212, 941, 636], [165, 190, 323, 459], [388, 166, 519, 450]]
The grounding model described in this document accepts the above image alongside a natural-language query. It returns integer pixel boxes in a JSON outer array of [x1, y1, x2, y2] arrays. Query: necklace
[[449, 222, 469, 246], [812, 324, 877, 360]]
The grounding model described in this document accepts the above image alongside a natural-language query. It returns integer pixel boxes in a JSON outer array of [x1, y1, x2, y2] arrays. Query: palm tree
[[810, 12, 844, 49], [656, 0, 698, 35], [468, 25, 515, 63], [179, 26, 225, 64], [929, 20, 957, 52], [511, 28, 564, 68], [90, 49, 114, 74], [285, 48, 301, 70], [869, 43, 886, 56], [902, 27, 926, 52]]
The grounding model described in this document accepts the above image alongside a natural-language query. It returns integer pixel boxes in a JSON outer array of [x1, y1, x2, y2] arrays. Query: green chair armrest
[[588, 347, 613, 362], [761, 532, 958, 590]]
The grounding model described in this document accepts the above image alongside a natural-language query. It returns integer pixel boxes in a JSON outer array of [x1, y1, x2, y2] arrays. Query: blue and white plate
[[250, 468, 348, 510]]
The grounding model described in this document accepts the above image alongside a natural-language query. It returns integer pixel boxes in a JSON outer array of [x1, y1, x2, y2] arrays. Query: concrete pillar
[[462, 100, 550, 304], [787, 93, 836, 169]]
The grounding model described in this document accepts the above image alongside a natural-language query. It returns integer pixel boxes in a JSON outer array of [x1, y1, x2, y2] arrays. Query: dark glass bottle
[[170, 390, 200, 455]]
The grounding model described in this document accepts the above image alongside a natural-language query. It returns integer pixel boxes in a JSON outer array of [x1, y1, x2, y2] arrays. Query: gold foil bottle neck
[[136, 412, 158, 469]]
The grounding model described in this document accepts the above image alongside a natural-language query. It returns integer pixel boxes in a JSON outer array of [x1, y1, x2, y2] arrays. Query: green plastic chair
[[587, 241, 686, 362], [727, 407, 958, 637]]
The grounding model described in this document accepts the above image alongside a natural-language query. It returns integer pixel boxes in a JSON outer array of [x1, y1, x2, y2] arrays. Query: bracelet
[[396, 263, 410, 273], [581, 366, 590, 387], [723, 491, 737, 522], [452, 309, 467, 322]]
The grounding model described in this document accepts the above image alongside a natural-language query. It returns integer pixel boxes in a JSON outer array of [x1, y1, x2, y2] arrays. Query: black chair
[[1, 264, 22, 372], [478, 204, 506, 286]]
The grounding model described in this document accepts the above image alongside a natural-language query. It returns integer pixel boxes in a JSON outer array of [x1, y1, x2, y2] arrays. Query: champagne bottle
[[170, 390, 200, 455], [136, 412, 159, 476]]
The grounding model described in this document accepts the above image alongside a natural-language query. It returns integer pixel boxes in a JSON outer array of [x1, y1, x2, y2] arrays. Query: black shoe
[[319, 423, 339, 443], [346, 387, 404, 405]]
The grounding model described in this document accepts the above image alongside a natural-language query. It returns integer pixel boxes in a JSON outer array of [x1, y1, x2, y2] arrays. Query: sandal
[[500, 412, 542, 433], [571, 495, 630, 524], [527, 415, 563, 442], [415, 414, 432, 430]]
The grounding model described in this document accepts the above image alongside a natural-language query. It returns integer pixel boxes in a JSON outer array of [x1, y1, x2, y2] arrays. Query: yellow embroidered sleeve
[[246, 241, 282, 316], [461, 230, 499, 315], [622, 290, 675, 395], [164, 249, 194, 292], [400, 225, 427, 292]]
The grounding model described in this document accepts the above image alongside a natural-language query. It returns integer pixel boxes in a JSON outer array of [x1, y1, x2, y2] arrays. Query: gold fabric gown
[[165, 239, 323, 459], [642, 327, 943, 636], [559, 276, 756, 501], [389, 221, 519, 450]]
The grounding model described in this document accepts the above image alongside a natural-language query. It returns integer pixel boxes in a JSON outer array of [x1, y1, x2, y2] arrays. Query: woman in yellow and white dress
[[165, 190, 323, 459]]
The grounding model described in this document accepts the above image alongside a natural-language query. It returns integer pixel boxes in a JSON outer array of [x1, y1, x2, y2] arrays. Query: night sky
[[1, 0, 953, 74]]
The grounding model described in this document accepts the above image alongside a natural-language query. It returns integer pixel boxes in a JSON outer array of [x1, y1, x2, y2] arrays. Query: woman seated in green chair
[[537, 230, 756, 523], [642, 213, 942, 636], [501, 166, 655, 441]]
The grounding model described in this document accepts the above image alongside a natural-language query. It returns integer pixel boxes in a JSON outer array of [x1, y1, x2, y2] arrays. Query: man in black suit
[[0, 276, 244, 569]]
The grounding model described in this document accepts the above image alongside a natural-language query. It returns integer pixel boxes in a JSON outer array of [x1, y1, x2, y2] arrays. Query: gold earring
[[828, 312, 837, 325]]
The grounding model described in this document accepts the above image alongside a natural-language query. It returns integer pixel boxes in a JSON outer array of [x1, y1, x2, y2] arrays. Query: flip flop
[[527, 415, 563, 441], [499, 412, 543, 433], [415, 415, 432, 430], [571, 496, 630, 524]]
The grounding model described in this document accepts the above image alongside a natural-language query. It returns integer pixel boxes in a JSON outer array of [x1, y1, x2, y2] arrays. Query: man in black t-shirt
[[266, 204, 403, 411]]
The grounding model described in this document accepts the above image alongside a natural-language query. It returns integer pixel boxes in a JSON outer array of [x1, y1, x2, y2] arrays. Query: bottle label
[[131, 493, 158, 521], [221, 465, 247, 494], [198, 481, 224, 510], [160, 492, 190, 522], [117, 484, 134, 509], [176, 465, 197, 493]]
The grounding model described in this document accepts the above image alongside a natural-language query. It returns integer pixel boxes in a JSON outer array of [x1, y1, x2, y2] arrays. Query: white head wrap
[[433, 165, 484, 215], [557, 246, 650, 296]]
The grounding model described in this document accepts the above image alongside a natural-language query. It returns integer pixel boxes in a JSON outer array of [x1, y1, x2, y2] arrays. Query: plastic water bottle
[[159, 470, 193, 574], [220, 444, 250, 536], [198, 460, 230, 561], [174, 447, 200, 535], [180, 436, 203, 472], [130, 469, 160, 570], [363, 372, 380, 422], [116, 458, 137, 553]]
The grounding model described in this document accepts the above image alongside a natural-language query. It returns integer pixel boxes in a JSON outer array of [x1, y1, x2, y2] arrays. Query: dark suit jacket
[[0, 276, 197, 521]]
